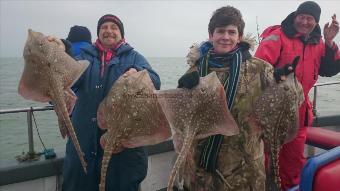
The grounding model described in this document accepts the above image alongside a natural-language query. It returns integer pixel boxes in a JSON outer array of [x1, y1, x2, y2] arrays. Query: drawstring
[[100, 53, 105, 77], [100, 51, 113, 77]]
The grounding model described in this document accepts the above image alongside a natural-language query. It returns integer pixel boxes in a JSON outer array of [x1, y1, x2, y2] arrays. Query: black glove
[[61, 39, 74, 57], [177, 71, 199, 89], [274, 56, 300, 82]]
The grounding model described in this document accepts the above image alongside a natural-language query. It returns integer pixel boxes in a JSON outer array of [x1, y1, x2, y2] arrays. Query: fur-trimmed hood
[[186, 35, 256, 67]]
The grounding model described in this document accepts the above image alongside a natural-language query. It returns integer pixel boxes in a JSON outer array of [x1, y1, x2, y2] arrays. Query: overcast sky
[[0, 0, 339, 58]]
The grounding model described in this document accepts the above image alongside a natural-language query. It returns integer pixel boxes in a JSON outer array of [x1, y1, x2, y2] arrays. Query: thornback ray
[[97, 70, 171, 191], [155, 72, 239, 191], [252, 73, 304, 191], [18, 29, 89, 173]]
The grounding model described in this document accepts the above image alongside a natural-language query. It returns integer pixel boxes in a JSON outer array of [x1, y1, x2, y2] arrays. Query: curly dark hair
[[208, 6, 245, 36]]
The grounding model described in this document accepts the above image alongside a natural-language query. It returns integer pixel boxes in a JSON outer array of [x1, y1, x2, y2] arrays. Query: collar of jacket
[[281, 11, 321, 44], [238, 41, 252, 60], [199, 41, 252, 62], [81, 43, 134, 58], [186, 39, 253, 67]]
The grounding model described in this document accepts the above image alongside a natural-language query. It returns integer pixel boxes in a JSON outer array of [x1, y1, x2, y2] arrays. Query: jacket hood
[[281, 11, 321, 44]]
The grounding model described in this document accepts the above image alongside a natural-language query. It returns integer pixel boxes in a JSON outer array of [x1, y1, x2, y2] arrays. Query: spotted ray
[[252, 73, 304, 191], [97, 70, 171, 191], [156, 72, 239, 191], [18, 29, 89, 173]]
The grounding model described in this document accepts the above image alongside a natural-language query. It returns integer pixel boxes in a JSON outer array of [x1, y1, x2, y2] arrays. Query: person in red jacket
[[255, 1, 340, 190]]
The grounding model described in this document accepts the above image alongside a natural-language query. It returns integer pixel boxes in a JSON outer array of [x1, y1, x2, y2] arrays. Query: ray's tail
[[267, 109, 286, 191], [270, 137, 281, 191], [99, 135, 116, 191], [167, 127, 196, 191], [50, 77, 87, 173], [271, 101, 296, 191]]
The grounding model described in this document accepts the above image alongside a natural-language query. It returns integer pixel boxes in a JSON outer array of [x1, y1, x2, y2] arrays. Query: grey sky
[[1, 0, 339, 57]]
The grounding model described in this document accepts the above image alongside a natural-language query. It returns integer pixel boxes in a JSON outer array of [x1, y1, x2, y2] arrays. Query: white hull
[[0, 151, 176, 191]]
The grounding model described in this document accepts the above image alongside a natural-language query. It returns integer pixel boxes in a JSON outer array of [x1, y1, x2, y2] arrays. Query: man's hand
[[123, 68, 138, 77], [97, 108, 107, 130], [324, 14, 339, 47], [177, 71, 199, 89], [99, 134, 125, 153], [64, 90, 77, 115], [274, 56, 300, 82]]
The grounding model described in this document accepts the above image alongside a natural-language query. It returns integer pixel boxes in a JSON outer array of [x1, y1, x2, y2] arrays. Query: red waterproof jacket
[[255, 12, 340, 128]]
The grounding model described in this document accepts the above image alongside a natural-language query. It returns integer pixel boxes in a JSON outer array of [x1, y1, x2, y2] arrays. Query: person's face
[[209, 25, 241, 54], [293, 14, 317, 36], [98, 22, 122, 48]]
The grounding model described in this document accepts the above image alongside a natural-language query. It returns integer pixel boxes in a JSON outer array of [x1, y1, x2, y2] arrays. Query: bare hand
[[99, 134, 125, 153], [324, 14, 339, 46], [47, 36, 66, 51], [97, 108, 107, 130], [64, 90, 77, 114], [100, 133, 107, 148], [123, 68, 138, 77]]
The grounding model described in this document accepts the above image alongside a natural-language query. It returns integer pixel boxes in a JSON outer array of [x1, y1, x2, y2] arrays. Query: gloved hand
[[61, 39, 73, 57], [274, 56, 300, 82], [177, 71, 199, 89]]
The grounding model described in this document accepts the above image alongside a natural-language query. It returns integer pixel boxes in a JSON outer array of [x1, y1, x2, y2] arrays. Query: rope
[[31, 107, 47, 150]]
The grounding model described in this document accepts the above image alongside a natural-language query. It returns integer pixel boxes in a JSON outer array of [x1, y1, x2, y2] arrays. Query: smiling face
[[209, 25, 241, 54], [293, 14, 317, 36], [98, 21, 122, 48]]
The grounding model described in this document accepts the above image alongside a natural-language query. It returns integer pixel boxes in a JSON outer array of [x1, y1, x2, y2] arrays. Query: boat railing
[[0, 104, 174, 164], [306, 81, 340, 156], [0, 81, 339, 161], [312, 81, 340, 116], [0, 105, 54, 159]]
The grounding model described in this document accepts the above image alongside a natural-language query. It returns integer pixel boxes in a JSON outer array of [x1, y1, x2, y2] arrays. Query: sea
[[0, 57, 339, 160]]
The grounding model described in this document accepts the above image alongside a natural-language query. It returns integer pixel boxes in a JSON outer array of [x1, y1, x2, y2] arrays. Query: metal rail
[[308, 81, 340, 157], [0, 105, 54, 158], [0, 81, 339, 160], [0, 105, 54, 114], [312, 81, 340, 116]]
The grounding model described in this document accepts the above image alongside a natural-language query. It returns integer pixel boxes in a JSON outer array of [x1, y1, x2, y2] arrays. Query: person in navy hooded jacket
[[61, 14, 160, 191], [66, 25, 92, 57]]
